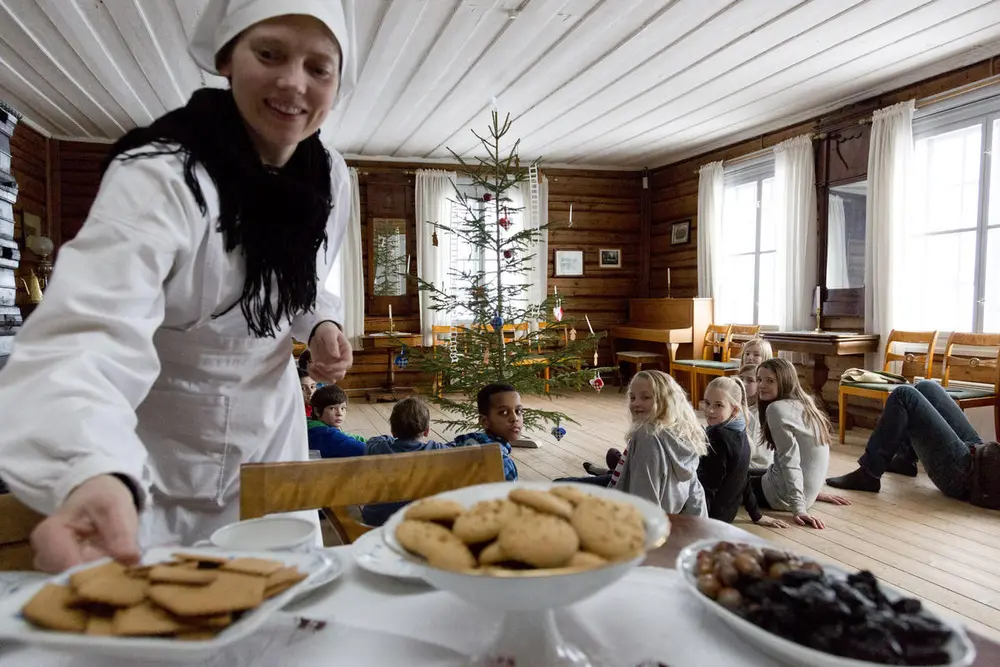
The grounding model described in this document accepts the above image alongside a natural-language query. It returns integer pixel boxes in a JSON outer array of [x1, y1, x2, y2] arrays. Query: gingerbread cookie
[[549, 485, 589, 507], [498, 514, 579, 568], [452, 499, 520, 544], [509, 488, 573, 519], [395, 519, 477, 571], [404, 498, 465, 524], [478, 541, 508, 566], [571, 497, 645, 560]]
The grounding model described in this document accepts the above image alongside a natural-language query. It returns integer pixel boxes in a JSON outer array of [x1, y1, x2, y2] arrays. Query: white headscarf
[[189, 0, 356, 109]]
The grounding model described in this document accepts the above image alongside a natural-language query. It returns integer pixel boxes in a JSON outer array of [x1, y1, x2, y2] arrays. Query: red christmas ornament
[[483, 193, 492, 202], [503, 249, 513, 259], [589, 375, 605, 393], [498, 217, 512, 230]]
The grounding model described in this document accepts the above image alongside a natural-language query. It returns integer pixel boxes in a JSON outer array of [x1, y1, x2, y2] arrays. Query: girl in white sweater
[[752, 359, 849, 529], [612, 370, 709, 515]]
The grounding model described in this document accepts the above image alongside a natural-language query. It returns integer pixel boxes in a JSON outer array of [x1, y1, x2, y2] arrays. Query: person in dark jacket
[[698, 376, 788, 528]]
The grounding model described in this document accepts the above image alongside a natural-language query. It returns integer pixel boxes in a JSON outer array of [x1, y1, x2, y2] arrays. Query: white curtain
[[415, 169, 456, 347], [328, 167, 365, 347], [518, 174, 549, 329], [866, 100, 914, 367], [773, 134, 817, 332], [826, 195, 850, 289], [697, 161, 724, 299]]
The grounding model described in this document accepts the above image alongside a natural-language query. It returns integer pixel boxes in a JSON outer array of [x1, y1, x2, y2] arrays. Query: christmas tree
[[372, 228, 407, 297], [412, 112, 609, 433]]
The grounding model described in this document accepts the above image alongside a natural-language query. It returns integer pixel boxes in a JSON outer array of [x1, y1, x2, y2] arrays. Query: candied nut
[[717, 587, 742, 609], [768, 562, 791, 579], [734, 553, 764, 579], [697, 573, 722, 599], [715, 562, 739, 587]]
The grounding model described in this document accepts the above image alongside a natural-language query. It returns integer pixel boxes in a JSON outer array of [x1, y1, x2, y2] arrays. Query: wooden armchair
[[240, 444, 506, 544], [669, 324, 735, 403], [430, 324, 455, 397], [0, 494, 44, 571], [940, 332, 1000, 438], [837, 330, 939, 443]]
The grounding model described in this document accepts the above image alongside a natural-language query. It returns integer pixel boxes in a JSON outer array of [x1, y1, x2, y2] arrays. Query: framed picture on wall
[[598, 248, 621, 268], [554, 250, 584, 277], [670, 219, 691, 245]]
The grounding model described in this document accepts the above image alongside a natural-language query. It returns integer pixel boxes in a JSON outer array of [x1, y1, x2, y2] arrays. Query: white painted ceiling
[[1, 0, 1000, 169]]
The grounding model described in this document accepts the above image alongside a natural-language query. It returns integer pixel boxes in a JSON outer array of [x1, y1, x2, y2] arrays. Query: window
[[903, 95, 1000, 333], [715, 158, 777, 326], [447, 184, 527, 322]]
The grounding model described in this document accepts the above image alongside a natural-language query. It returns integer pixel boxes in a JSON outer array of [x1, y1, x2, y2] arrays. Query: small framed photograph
[[670, 219, 691, 246], [599, 248, 621, 269], [554, 250, 584, 277]]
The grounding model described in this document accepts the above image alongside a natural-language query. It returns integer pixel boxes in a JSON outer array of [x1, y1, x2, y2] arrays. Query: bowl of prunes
[[676, 540, 975, 667]]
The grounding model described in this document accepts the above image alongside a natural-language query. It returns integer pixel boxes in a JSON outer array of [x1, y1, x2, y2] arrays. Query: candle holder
[[814, 306, 822, 333]]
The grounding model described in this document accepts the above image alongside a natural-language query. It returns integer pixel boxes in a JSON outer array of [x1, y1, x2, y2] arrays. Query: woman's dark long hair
[[102, 87, 333, 338]]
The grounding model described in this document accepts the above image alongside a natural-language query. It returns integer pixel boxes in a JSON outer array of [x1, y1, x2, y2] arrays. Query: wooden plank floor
[[344, 391, 1000, 642]]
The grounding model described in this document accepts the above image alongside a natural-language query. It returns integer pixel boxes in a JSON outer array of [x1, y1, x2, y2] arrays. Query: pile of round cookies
[[394, 486, 650, 573]]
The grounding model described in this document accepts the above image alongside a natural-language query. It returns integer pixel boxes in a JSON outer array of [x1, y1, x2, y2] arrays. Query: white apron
[[135, 308, 316, 549]]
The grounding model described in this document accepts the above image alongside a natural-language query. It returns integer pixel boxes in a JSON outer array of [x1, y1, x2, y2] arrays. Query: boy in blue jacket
[[308, 385, 365, 459]]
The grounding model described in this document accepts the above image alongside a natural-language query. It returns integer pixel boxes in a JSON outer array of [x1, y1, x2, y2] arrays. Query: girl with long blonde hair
[[608, 370, 708, 515], [753, 359, 849, 529]]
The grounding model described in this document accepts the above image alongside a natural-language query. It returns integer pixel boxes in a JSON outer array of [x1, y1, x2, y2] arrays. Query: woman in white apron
[[0, 0, 356, 572]]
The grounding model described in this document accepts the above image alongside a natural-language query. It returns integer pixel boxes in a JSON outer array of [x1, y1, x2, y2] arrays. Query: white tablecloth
[[0, 546, 775, 667]]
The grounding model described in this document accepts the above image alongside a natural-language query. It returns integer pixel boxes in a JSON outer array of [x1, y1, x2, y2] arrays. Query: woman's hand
[[308, 322, 353, 383], [793, 513, 825, 529], [817, 492, 851, 505], [30, 475, 141, 573], [755, 515, 789, 529]]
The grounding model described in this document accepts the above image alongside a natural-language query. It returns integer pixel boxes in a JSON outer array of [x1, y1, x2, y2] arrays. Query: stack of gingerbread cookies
[[395, 486, 648, 573]]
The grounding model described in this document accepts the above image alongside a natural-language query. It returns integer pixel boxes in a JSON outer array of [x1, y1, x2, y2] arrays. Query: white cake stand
[[382, 481, 670, 667]]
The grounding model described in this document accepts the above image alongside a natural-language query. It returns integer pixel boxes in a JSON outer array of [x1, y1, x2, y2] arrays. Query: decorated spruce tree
[[411, 112, 608, 435]]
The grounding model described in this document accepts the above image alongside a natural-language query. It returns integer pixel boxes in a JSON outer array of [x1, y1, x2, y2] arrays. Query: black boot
[[826, 468, 881, 492], [886, 454, 918, 477]]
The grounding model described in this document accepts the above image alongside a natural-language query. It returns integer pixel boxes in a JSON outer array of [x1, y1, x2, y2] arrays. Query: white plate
[[352, 528, 426, 584], [676, 539, 977, 667], [0, 546, 334, 662]]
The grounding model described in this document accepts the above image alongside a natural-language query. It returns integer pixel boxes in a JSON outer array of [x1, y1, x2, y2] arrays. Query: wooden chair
[[0, 494, 44, 571], [689, 324, 761, 399], [940, 332, 1000, 438], [614, 351, 667, 392], [430, 324, 455, 397], [838, 329, 939, 443], [669, 324, 735, 403], [240, 444, 506, 544]]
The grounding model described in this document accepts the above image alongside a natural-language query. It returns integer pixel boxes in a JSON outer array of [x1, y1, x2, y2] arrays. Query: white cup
[[206, 516, 317, 553]]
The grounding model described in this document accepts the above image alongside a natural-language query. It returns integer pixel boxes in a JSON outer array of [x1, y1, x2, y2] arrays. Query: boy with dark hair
[[450, 382, 521, 481], [307, 385, 365, 458]]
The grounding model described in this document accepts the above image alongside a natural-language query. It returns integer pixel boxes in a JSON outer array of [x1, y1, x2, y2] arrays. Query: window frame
[[911, 93, 1000, 333]]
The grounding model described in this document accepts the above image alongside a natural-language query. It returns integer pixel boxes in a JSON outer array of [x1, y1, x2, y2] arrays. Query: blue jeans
[[859, 380, 976, 499]]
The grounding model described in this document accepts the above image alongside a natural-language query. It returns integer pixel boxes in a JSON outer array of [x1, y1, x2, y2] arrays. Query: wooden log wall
[[648, 55, 1000, 424], [56, 141, 107, 244], [10, 123, 48, 312]]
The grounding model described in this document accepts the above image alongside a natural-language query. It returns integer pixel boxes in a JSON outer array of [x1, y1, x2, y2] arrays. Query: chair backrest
[[430, 325, 453, 347], [725, 325, 762, 361], [702, 324, 734, 360], [0, 494, 44, 571], [240, 445, 506, 543], [883, 330, 939, 380], [942, 332, 1000, 391]]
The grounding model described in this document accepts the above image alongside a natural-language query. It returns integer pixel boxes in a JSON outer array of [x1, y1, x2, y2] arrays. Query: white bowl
[[676, 539, 976, 667], [381, 481, 670, 667], [207, 516, 317, 552]]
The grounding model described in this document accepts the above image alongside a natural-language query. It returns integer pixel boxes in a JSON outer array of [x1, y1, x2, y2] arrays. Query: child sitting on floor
[[450, 383, 521, 481], [738, 362, 772, 468], [698, 376, 787, 528], [361, 397, 449, 526], [299, 369, 317, 418], [307, 385, 366, 458], [739, 336, 773, 366], [607, 370, 709, 514], [751, 358, 850, 529]]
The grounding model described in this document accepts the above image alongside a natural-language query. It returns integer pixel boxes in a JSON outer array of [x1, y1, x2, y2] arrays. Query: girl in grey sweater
[[751, 359, 850, 529], [611, 370, 708, 516]]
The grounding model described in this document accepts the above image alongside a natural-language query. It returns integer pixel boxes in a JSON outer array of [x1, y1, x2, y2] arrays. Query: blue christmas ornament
[[490, 314, 504, 330], [394, 345, 409, 370], [551, 425, 567, 441]]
